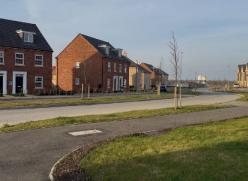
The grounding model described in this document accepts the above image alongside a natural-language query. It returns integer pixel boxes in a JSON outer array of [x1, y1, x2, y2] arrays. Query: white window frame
[[124, 64, 127, 73], [107, 62, 111, 72], [24, 32, 34, 43], [124, 79, 127, 88], [119, 64, 122, 73], [107, 78, 111, 89], [75, 62, 80, 69], [0, 51, 4, 65], [35, 76, 43, 89], [35, 54, 43, 67], [114, 63, 117, 72], [15, 53, 24, 66]]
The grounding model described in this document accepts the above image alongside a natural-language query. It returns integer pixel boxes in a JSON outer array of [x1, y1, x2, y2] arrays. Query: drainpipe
[[102, 57, 104, 93], [56, 57, 59, 94]]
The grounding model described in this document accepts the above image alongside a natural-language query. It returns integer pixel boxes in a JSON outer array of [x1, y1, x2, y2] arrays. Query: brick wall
[[0, 47, 52, 94], [102, 58, 129, 92], [57, 35, 103, 93], [56, 35, 129, 93]]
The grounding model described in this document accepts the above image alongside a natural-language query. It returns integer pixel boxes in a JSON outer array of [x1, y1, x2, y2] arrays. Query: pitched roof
[[129, 61, 151, 74], [80, 34, 129, 62], [0, 18, 53, 52], [141, 63, 168, 75]]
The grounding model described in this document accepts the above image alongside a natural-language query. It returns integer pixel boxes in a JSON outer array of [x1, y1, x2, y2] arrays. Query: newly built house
[[56, 34, 130, 93], [129, 61, 151, 91], [0, 18, 53, 95], [140, 63, 168, 88], [237, 64, 248, 88]]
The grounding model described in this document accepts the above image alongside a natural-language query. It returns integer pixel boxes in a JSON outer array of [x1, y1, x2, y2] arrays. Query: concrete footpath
[[0, 106, 248, 181]]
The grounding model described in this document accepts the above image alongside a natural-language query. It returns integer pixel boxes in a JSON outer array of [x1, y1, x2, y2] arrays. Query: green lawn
[[81, 117, 248, 181], [0, 105, 225, 133], [239, 93, 248, 101], [0, 94, 174, 109]]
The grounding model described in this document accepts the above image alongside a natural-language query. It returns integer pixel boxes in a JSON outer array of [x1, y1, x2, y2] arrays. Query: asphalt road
[[0, 106, 248, 181], [0, 93, 240, 125]]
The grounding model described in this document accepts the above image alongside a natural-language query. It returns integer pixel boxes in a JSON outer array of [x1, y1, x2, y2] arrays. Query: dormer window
[[99, 44, 110, 56], [24, 32, 34, 43], [16, 30, 35, 43]]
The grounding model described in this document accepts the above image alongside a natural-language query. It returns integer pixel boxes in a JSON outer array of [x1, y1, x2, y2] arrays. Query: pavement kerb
[[49, 146, 83, 181], [48, 114, 248, 181], [48, 133, 148, 181]]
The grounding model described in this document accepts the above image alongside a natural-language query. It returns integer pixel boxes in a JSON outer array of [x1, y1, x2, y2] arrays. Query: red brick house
[[56, 34, 130, 93], [0, 18, 53, 95], [140, 63, 169, 88]]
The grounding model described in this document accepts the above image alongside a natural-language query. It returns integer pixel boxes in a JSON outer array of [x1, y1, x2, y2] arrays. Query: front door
[[16, 75, 23, 94], [119, 76, 123, 91], [0, 75, 3, 95]]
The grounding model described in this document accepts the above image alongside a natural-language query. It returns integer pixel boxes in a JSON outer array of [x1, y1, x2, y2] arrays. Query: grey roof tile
[[80, 34, 129, 62], [0, 18, 53, 52]]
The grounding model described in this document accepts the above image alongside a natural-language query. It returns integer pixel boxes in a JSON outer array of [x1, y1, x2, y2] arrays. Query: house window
[[124, 64, 127, 73], [15, 53, 24, 65], [75, 78, 80, 85], [107, 78, 111, 89], [0, 51, 4, 64], [75, 62, 80, 69], [35, 55, 43, 67], [107, 62, 111, 72], [114, 63, 117, 72], [35, 76, 43, 89], [24, 32, 34, 43], [119, 64, 122, 73], [124, 79, 127, 88]]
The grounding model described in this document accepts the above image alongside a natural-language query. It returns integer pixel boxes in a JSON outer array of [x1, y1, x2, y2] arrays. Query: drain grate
[[68, 129, 102, 136]]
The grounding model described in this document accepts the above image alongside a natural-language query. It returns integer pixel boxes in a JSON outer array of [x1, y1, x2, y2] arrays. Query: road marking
[[68, 129, 102, 136]]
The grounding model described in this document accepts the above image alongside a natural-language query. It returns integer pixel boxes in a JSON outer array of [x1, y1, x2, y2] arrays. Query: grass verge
[[0, 105, 227, 133], [238, 92, 248, 101], [80, 117, 248, 181], [0, 94, 174, 109]]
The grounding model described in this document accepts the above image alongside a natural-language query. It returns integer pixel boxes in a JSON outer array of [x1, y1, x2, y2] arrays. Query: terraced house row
[[0, 18, 53, 95], [0, 18, 168, 95], [55, 34, 130, 93]]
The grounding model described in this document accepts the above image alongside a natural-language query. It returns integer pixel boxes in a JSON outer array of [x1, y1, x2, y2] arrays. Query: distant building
[[197, 74, 207, 85], [129, 61, 151, 91], [140, 63, 168, 88], [237, 64, 248, 88]]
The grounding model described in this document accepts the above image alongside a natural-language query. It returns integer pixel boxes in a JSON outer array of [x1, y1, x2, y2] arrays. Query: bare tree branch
[[168, 32, 181, 109]]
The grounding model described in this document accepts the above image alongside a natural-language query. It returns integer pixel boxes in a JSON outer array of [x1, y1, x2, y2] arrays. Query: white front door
[[0, 71, 7, 95], [12, 71, 27, 94]]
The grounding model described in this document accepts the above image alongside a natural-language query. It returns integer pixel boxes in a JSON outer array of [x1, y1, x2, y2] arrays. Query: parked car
[[233, 84, 239, 88], [160, 85, 167, 92]]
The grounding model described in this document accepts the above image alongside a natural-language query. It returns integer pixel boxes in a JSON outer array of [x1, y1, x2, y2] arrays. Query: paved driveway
[[0, 106, 248, 181], [0, 93, 240, 125]]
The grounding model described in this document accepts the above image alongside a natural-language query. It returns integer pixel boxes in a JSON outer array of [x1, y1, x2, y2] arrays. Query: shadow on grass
[[80, 139, 248, 181]]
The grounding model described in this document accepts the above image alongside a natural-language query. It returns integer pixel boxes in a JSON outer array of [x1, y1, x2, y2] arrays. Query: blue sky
[[1, 0, 248, 80]]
